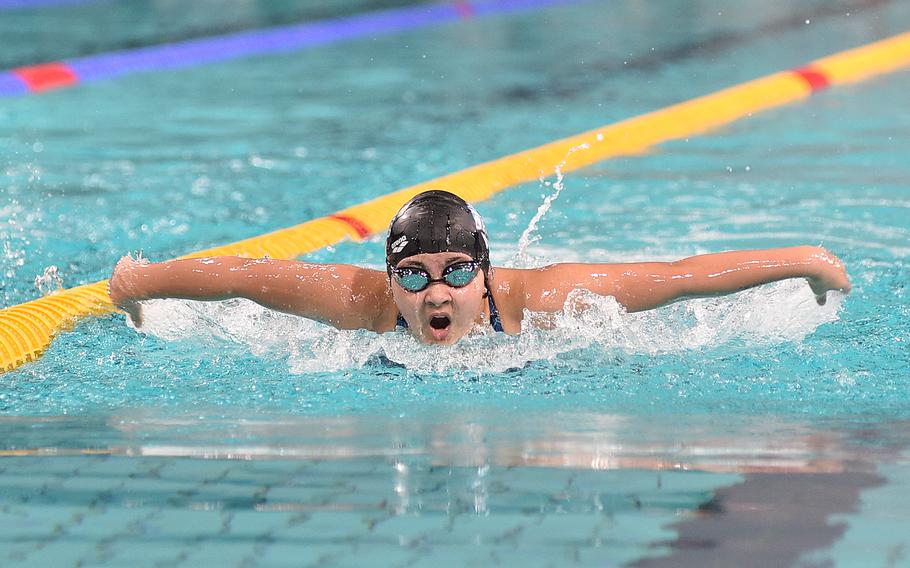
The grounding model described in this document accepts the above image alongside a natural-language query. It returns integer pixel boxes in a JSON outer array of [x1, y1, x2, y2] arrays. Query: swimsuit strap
[[395, 286, 504, 333], [487, 287, 504, 332]]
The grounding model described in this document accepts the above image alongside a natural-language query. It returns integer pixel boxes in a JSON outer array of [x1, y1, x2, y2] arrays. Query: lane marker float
[[0, 0, 583, 97], [12, 61, 79, 92], [792, 65, 832, 91], [3, 30, 910, 372]]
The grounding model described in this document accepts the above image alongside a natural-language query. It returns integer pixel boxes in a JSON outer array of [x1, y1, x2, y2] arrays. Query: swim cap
[[386, 190, 490, 274]]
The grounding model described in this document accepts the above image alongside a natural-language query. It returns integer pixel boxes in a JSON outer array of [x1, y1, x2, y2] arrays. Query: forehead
[[396, 251, 472, 268]]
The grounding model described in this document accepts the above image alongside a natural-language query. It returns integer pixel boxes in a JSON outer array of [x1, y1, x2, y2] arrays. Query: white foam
[[134, 279, 843, 374]]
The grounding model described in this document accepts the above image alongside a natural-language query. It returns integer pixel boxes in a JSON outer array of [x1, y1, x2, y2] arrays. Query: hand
[[807, 248, 851, 305], [108, 255, 145, 327]]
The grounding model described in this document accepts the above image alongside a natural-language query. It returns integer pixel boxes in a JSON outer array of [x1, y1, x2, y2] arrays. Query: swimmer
[[109, 190, 851, 345]]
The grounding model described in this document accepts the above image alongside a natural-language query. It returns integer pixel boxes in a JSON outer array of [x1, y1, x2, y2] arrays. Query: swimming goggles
[[392, 261, 480, 292]]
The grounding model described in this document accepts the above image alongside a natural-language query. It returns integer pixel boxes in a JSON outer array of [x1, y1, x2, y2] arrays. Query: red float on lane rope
[[12, 62, 79, 92], [792, 65, 831, 92], [329, 214, 372, 239], [453, 1, 475, 18]]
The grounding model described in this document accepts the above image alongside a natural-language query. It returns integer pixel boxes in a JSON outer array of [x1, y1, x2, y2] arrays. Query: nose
[[423, 281, 452, 306]]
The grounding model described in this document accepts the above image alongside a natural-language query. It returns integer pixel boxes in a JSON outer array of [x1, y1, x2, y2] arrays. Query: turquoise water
[[2, 0, 910, 565]]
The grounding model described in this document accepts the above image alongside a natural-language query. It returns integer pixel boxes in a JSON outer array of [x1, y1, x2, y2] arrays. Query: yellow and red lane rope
[[3, 30, 910, 372]]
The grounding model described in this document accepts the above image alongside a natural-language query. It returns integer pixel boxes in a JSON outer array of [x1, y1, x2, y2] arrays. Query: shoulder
[[344, 266, 397, 330], [288, 262, 396, 331], [489, 267, 540, 334], [489, 263, 621, 314], [350, 266, 399, 332]]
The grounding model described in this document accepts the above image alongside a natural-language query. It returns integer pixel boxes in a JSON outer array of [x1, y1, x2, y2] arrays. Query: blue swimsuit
[[396, 289, 504, 333]]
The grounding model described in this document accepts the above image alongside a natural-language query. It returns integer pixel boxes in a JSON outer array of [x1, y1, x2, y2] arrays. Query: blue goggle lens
[[444, 265, 478, 287], [397, 272, 431, 291], [394, 262, 479, 292]]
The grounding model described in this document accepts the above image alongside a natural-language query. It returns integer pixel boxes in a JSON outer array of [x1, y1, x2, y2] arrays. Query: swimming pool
[[2, 0, 910, 565]]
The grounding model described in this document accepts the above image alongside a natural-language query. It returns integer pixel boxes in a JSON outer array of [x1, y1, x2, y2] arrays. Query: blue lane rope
[[0, 0, 585, 97], [0, 0, 99, 11]]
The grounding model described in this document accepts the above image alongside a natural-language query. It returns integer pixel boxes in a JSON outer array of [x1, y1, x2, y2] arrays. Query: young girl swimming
[[108, 190, 851, 345]]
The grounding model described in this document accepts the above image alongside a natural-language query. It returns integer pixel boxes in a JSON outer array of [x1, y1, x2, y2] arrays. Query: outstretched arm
[[108, 255, 392, 330], [521, 245, 851, 313]]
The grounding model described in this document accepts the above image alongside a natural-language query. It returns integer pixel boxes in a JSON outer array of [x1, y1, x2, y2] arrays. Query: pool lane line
[[0, 0, 583, 97], [3, 30, 910, 373], [0, 0, 97, 10]]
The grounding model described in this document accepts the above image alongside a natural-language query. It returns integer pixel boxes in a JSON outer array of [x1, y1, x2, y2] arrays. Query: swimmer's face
[[391, 252, 487, 345]]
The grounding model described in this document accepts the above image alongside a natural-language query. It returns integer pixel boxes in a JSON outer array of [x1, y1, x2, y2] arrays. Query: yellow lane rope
[[3, 30, 910, 373]]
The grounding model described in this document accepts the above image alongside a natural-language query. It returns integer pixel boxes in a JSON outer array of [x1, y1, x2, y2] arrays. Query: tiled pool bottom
[[3, 410, 910, 567], [1, 454, 731, 567]]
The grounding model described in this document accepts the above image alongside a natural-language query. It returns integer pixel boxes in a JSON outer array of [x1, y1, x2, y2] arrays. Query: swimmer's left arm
[[109, 255, 393, 330], [520, 245, 850, 313]]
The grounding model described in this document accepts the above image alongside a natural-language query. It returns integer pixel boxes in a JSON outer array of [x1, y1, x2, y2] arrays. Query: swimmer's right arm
[[108, 255, 392, 330]]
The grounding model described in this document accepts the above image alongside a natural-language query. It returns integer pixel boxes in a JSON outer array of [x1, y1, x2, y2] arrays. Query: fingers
[[807, 248, 852, 303], [111, 294, 143, 327], [126, 303, 143, 328], [115, 297, 143, 327], [110, 254, 145, 327]]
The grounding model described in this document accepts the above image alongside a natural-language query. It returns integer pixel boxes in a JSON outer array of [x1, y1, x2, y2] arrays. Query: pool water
[[2, 0, 910, 565]]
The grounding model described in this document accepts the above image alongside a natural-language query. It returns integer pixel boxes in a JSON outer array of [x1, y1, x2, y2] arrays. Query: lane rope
[[3, 30, 910, 372], [0, 0, 95, 10], [0, 0, 583, 97]]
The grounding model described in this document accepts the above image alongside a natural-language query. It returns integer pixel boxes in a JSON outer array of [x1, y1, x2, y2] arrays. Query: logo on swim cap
[[390, 235, 409, 254]]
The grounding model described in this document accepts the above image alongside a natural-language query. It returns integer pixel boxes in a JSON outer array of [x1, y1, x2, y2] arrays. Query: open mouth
[[430, 315, 451, 330]]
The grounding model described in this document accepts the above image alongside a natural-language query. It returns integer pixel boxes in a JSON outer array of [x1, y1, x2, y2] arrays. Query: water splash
[[513, 140, 596, 268], [34, 265, 64, 296], [135, 279, 843, 375], [1, 201, 29, 300]]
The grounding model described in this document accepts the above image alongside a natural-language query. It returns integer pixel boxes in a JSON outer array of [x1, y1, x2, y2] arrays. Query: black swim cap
[[386, 190, 490, 274]]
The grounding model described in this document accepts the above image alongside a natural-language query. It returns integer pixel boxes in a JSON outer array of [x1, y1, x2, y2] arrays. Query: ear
[[483, 266, 494, 286]]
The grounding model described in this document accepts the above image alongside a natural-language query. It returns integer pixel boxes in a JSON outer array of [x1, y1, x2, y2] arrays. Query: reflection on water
[[0, 409, 899, 474]]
